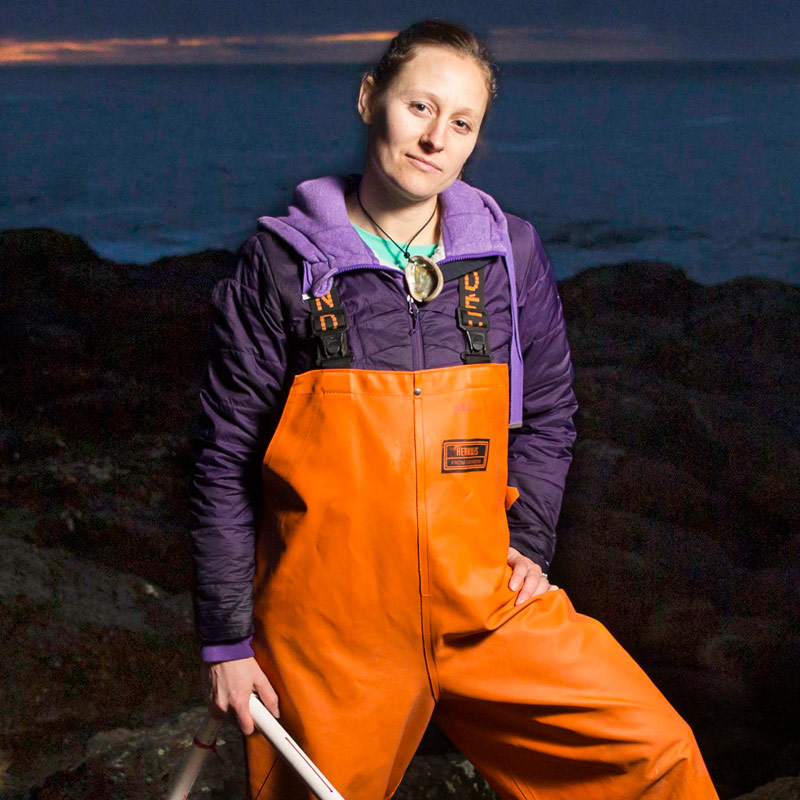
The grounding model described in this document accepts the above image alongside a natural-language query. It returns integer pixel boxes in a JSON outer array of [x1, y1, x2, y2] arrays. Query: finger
[[229, 693, 255, 736], [515, 573, 549, 606], [508, 561, 529, 592], [238, 712, 256, 736], [255, 681, 281, 719]]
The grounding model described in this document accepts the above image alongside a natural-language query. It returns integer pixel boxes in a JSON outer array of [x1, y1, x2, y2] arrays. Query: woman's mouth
[[407, 154, 441, 173]]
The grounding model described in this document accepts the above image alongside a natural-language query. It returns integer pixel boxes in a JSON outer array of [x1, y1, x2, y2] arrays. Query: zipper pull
[[406, 293, 418, 333]]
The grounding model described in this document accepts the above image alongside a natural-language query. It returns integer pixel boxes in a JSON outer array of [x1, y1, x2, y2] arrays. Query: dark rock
[[730, 775, 800, 800], [2, 233, 799, 799], [14, 709, 497, 799]]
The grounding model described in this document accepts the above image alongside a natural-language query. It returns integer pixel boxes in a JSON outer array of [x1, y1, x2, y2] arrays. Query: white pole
[[248, 693, 346, 799], [165, 712, 224, 800], [164, 696, 345, 800]]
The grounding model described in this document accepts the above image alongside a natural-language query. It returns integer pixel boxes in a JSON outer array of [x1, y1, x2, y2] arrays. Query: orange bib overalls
[[243, 360, 718, 799]]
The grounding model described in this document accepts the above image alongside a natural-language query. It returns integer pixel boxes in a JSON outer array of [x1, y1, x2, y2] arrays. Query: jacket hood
[[257, 174, 510, 297]]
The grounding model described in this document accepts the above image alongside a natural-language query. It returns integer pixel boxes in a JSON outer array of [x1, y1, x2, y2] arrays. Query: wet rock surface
[[1, 229, 798, 798]]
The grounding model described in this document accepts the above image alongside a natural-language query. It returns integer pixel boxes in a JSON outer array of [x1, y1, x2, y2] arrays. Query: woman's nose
[[420, 119, 446, 152]]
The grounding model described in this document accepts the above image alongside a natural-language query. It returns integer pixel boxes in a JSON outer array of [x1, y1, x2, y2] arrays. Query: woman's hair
[[365, 20, 498, 113]]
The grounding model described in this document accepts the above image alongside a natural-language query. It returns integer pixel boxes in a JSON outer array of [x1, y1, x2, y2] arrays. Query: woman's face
[[359, 45, 490, 204]]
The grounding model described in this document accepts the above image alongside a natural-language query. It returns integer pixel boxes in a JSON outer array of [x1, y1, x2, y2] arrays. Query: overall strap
[[307, 284, 354, 368], [456, 267, 492, 364]]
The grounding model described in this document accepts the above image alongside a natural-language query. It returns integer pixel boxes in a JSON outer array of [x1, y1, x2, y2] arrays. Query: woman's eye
[[412, 102, 428, 113], [454, 119, 472, 132]]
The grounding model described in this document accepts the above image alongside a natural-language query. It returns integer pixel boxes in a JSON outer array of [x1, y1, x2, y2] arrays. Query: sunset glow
[[309, 31, 397, 43], [0, 32, 400, 64], [0, 36, 171, 63], [0, 26, 670, 66]]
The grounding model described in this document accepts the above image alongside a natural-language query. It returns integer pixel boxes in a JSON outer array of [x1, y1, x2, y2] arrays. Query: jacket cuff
[[508, 532, 551, 572], [201, 636, 255, 663]]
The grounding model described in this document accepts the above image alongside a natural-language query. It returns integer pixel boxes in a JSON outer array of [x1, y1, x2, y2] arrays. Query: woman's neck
[[345, 173, 440, 246]]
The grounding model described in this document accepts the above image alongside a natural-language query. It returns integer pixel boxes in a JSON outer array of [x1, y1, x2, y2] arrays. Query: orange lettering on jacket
[[318, 312, 339, 331], [314, 292, 335, 311], [463, 271, 484, 326]]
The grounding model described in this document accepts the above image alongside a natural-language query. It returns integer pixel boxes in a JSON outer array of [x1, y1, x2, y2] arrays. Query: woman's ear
[[357, 75, 376, 124]]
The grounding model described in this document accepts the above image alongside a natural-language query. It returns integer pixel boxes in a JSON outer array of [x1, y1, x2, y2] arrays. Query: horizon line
[[2, 56, 799, 67], [2, 31, 794, 66]]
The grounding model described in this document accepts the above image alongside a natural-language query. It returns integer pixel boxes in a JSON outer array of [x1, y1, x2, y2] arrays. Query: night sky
[[1, 0, 799, 64]]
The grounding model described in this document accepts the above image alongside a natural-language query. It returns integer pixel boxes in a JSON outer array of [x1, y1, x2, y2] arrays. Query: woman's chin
[[389, 172, 454, 204]]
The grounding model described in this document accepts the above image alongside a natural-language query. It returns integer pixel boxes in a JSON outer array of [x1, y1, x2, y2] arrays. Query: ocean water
[[1, 60, 799, 284]]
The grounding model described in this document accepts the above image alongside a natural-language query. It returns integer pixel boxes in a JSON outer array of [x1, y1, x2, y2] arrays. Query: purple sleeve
[[201, 636, 255, 663], [189, 235, 289, 647], [506, 221, 578, 570]]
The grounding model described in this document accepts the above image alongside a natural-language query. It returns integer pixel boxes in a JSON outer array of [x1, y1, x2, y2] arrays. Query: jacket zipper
[[332, 251, 504, 372], [407, 294, 423, 371]]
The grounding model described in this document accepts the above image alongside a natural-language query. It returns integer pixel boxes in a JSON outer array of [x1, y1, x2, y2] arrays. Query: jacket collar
[[257, 174, 509, 296]]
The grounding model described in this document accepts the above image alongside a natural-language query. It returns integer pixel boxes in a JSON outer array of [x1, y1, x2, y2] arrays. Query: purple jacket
[[190, 175, 577, 662]]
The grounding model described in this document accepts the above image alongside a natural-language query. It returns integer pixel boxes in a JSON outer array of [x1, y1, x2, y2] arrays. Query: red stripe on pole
[[284, 737, 335, 792], [192, 737, 216, 751]]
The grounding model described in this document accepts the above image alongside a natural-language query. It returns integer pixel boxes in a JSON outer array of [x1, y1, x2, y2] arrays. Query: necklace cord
[[356, 188, 437, 260]]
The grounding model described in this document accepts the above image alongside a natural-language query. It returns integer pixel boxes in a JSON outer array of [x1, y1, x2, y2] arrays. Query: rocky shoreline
[[1, 228, 798, 798]]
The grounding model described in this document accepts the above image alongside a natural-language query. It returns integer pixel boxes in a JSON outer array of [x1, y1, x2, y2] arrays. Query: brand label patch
[[442, 439, 490, 473]]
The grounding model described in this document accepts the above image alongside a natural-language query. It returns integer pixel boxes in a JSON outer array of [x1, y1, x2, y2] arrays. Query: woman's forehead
[[388, 45, 490, 107], [395, 44, 484, 79]]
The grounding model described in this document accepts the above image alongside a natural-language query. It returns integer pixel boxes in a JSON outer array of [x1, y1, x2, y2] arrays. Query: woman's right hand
[[207, 657, 280, 735]]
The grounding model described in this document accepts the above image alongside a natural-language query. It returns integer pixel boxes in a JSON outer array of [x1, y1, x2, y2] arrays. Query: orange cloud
[[0, 26, 675, 66], [0, 36, 171, 63], [309, 31, 396, 43], [0, 32, 399, 64]]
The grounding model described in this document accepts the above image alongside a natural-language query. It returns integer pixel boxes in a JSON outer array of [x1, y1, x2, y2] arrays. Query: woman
[[190, 20, 719, 800]]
